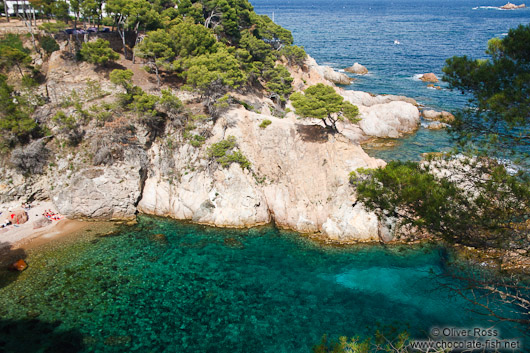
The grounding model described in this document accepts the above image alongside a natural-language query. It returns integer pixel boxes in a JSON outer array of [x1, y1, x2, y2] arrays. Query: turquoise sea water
[[253, 0, 530, 160], [0, 216, 524, 352]]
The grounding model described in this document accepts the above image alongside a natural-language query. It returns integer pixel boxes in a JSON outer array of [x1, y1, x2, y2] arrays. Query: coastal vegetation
[[207, 136, 251, 170], [353, 25, 530, 336], [291, 83, 360, 132], [0, 0, 312, 155]]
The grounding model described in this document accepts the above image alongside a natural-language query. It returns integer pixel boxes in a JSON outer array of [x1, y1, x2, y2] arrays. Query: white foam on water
[[473, 6, 505, 10]]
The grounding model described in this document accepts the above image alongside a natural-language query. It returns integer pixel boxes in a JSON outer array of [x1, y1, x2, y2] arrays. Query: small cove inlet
[[0, 216, 525, 352]]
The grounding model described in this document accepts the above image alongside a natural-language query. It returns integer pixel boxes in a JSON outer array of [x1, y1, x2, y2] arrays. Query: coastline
[[0, 200, 118, 257]]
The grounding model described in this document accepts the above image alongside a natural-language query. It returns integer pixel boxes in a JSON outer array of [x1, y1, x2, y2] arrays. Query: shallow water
[[0, 216, 524, 352]]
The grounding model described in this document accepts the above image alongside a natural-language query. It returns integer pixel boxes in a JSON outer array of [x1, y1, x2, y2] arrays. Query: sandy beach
[[0, 201, 90, 251]]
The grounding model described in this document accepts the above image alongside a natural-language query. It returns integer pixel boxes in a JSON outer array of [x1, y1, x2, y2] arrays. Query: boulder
[[319, 66, 353, 85], [500, 2, 526, 9], [33, 216, 52, 229], [357, 101, 421, 138], [419, 73, 438, 83], [9, 259, 28, 271], [9, 209, 28, 225], [345, 63, 368, 75], [341, 90, 417, 107], [422, 109, 455, 123]]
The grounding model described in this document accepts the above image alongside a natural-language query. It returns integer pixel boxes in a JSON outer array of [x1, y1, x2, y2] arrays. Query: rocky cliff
[[138, 106, 386, 241], [1, 51, 421, 242]]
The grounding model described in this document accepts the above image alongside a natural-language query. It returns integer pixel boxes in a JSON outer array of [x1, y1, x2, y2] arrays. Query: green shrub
[[280, 45, 307, 67], [259, 119, 271, 128], [189, 134, 206, 147], [21, 74, 38, 88], [207, 136, 250, 170], [38, 36, 60, 54], [0, 74, 40, 146], [80, 39, 119, 66], [0, 34, 31, 75], [53, 111, 83, 145], [38, 21, 67, 34], [84, 79, 108, 100]]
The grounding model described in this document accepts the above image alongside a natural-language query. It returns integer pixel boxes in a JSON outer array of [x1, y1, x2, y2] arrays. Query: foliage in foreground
[[442, 23, 530, 159], [313, 329, 419, 353], [352, 158, 530, 250]]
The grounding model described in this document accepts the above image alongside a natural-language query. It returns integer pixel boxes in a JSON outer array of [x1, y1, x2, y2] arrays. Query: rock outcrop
[[0, 53, 424, 243], [306, 57, 353, 85], [52, 148, 147, 220], [357, 101, 420, 138], [340, 90, 418, 107], [138, 107, 386, 241], [422, 109, 455, 123], [345, 63, 368, 75], [419, 73, 438, 83], [286, 56, 421, 140], [500, 2, 526, 9]]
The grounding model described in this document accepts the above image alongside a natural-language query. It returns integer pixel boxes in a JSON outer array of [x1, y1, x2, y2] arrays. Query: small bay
[[0, 216, 524, 352]]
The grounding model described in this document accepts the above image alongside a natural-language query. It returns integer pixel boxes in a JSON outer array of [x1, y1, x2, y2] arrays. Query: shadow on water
[[0, 318, 84, 353], [0, 242, 27, 290]]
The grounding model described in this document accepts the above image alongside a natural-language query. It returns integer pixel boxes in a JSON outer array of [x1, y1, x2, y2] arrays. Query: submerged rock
[[9, 259, 28, 271], [426, 121, 449, 130]]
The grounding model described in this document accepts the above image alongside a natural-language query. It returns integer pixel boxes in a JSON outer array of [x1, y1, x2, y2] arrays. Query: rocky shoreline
[[0, 47, 427, 244]]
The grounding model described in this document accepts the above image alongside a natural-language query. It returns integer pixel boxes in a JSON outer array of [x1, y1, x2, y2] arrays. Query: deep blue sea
[[253, 0, 530, 159]]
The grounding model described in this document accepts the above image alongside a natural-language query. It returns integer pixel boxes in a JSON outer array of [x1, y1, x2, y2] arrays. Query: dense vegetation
[[0, 0, 311, 155]]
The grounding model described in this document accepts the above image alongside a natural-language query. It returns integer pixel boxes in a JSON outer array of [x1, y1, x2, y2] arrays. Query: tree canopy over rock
[[291, 84, 359, 132]]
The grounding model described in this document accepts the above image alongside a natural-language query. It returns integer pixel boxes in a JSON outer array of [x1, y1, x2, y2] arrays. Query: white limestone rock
[[358, 101, 420, 138]]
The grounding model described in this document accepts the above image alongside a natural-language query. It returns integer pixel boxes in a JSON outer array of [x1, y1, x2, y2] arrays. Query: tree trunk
[[4, 0, 9, 22], [154, 64, 160, 88], [326, 114, 339, 133], [19, 5, 37, 51], [15, 63, 23, 77], [131, 21, 140, 63]]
